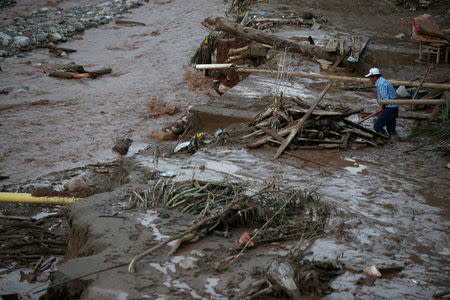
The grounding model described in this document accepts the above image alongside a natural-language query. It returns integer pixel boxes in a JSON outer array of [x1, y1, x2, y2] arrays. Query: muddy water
[[135, 142, 449, 298], [0, 0, 223, 184]]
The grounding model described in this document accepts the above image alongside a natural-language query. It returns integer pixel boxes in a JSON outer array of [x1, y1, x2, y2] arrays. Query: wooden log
[[115, 20, 146, 26], [340, 133, 351, 149], [49, 71, 90, 79], [228, 45, 249, 56], [274, 81, 333, 158], [378, 99, 446, 105], [202, 17, 336, 61]]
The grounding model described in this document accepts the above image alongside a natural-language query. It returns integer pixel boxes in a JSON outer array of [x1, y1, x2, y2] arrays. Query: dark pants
[[374, 107, 399, 135]]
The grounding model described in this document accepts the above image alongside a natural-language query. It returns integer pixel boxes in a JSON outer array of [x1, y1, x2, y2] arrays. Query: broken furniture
[[412, 14, 449, 64], [419, 41, 448, 64]]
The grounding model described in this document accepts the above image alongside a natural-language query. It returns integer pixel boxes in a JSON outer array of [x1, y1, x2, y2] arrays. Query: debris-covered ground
[[1, 0, 449, 299]]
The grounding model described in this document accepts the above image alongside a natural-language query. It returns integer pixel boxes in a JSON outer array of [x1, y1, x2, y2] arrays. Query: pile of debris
[[127, 180, 330, 274], [0, 211, 67, 267], [242, 93, 389, 155]]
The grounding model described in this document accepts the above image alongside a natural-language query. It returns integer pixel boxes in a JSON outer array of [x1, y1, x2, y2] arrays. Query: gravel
[[0, 0, 143, 57]]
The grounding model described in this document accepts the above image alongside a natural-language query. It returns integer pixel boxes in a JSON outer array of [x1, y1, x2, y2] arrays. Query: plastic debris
[[234, 231, 254, 247], [173, 141, 190, 153], [210, 206, 224, 215]]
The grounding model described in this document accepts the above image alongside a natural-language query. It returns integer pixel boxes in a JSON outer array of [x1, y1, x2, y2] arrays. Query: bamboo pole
[[234, 67, 450, 89], [195, 65, 450, 89], [378, 99, 446, 105]]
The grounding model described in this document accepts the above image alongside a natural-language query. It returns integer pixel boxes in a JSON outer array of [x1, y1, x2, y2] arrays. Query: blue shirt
[[376, 77, 398, 108]]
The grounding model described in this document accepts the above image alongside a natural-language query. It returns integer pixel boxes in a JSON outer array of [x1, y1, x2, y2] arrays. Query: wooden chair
[[419, 41, 449, 64]]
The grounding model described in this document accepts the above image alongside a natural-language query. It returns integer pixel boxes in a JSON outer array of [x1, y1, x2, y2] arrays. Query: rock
[[0, 50, 7, 57], [112, 138, 133, 155], [35, 33, 48, 43], [395, 33, 406, 39], [0, 33, 12, 47], [301, 12, 314, 19], [178, 258, 198, 270], [72, 22, 86, 32], [48, 32, 62, 42], [126, 0, 140, 8], [363, 265, 382, 277], [47, 42, 56, 48], [190, 249, 206, 258], [64, 176, 90, 192], [149, 130, 177, 141], [267, 260, 300, 299], [217, 83, 231, 94], [39, 7, 50, 13]]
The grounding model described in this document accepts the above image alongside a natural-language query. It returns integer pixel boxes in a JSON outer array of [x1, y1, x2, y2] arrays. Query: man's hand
[[375, 106, 383, 115]]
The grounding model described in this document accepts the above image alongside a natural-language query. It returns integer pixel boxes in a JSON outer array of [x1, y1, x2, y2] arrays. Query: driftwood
[[49, 68, 112, 79], [202, 17, 336, 61], [115, 20, 146, 26]]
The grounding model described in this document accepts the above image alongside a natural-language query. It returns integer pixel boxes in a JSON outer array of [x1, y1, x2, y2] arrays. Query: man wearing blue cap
[[366, 67, 398, 135]]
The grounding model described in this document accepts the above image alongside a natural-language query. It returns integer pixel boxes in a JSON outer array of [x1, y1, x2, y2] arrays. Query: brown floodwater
[[0, 0, 220, 185]]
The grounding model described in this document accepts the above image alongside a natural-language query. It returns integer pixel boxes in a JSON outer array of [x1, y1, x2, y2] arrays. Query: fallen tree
[[202, 17, 336, 61]]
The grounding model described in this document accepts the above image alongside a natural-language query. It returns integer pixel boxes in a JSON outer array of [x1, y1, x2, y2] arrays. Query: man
[[365, 67, 398, 135]]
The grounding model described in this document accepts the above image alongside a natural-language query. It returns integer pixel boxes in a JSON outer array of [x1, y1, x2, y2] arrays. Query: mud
[[1, 0, 449, 299]]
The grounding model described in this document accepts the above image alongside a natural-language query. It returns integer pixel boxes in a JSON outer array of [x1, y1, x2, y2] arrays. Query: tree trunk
[[202, 17, 336, 61]]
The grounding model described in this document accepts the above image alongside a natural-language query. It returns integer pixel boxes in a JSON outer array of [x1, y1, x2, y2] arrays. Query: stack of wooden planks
[[242, 93, 389, 155]]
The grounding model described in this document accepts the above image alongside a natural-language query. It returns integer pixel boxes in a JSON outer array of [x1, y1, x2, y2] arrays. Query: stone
[[35, 33, 48, 42], [64, 176, 90, 192], [0, 33, 12, 47], [48, 32, 62, 42], [39, 7, 50, 13], [72, 22, 86, 32], [395, 33, 406, 39], [217, 83, 231, 94], [190, 249, 206, 258], [126, 0, 140, 8], [14, 36, 31, 48], [178, 258, 198, 270], [0, 50, 8, 57]]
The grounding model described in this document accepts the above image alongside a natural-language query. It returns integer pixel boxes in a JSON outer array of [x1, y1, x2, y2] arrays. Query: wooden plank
[[343, 119, 389, 139]]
